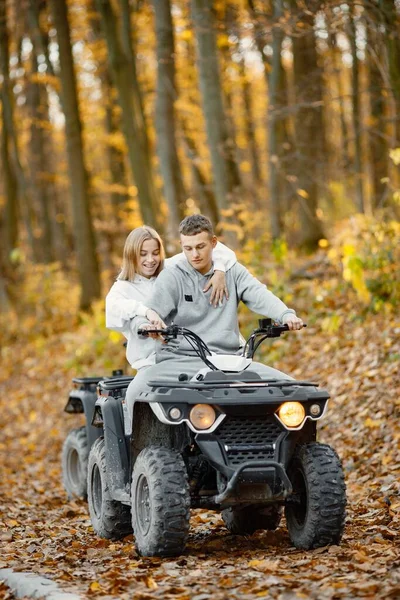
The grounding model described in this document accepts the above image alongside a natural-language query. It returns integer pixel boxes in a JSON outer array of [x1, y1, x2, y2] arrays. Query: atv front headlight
[[189, 404, 216, 430], [278, 402, 305, 428]]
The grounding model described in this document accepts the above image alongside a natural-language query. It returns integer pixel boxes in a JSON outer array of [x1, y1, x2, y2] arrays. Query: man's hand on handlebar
[[283, 315, 304, 331]]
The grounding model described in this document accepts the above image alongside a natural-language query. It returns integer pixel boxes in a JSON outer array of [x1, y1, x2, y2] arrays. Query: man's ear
[[211, 235, 217, 248]]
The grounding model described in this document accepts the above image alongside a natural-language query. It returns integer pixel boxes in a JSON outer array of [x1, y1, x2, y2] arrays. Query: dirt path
[[1, 316, 399, 599]]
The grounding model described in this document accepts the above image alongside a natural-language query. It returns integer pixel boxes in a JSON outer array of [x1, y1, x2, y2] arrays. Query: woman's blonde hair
[[118, 226, 165, 281]]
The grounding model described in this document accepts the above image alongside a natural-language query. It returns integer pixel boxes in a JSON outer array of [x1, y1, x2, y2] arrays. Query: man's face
[[180, 231, 217, 274]]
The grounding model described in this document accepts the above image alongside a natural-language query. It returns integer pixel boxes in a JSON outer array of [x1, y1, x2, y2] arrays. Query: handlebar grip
[[283, 323, 307, 330], [138, 327, 168, 337]]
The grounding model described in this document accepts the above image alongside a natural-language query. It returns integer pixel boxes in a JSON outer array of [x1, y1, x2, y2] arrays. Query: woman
[[106, 226, 236, 371]]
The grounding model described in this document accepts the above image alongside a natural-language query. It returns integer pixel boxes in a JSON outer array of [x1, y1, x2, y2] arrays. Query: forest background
[[0, 0, 399, 598]]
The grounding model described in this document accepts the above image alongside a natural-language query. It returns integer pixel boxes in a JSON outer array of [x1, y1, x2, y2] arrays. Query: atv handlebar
[[138, 319, 306, 363]]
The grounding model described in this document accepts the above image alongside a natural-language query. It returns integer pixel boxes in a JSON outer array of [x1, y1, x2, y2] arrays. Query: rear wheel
[[222, 504, 282, 535], [131, 446, 190, 557], [285, 443, 346, 549], [62, 427, 88, 500], [87, 437, 132, 540]]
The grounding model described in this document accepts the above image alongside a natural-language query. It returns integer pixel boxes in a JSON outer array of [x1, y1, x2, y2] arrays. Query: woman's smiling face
[[138, 238, 161, 278]]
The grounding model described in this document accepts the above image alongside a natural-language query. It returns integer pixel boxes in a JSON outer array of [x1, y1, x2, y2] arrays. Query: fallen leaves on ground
[[0, 273, 399, 599]]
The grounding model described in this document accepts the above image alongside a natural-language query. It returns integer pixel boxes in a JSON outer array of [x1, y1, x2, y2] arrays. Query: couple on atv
[[106, 214, 303, 417]]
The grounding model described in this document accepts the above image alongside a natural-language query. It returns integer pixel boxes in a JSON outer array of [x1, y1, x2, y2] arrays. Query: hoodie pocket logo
[[184, 294, 193, 302]]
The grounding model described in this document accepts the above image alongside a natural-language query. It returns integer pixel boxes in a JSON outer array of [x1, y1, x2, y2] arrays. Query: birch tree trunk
[[153, 0, 185, 238], [191, 0, 241, 216], [49, 0, 101, 310]]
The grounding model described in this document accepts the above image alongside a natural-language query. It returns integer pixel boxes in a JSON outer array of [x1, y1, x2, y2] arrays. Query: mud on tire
[[222, 504, 282, 535], [62, 427, 89, 500], [87, 437, 132, 540], [131, 446, 190, 557], [285, 442, 346, 550]]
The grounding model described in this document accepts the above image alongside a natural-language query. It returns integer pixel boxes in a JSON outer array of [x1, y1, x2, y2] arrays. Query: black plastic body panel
[[95, 395, 131, 500], [65, 388, 102, 448]]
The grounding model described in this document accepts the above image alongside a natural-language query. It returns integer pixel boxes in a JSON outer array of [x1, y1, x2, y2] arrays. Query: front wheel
[[131, 446, 190, 557], [285, 443, 346, 549], [62, 427, 89, 500], [87, 437, 132, 540], [222, 504, 282, 535]]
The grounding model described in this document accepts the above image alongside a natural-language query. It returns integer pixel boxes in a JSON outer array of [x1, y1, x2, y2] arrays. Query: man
[[125, 214, 303, 414]]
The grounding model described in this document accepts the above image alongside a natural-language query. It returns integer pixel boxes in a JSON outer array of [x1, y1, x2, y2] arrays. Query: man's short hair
[[179, 214, 214, 237]]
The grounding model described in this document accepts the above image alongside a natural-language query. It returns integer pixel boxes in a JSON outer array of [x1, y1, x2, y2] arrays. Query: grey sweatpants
[[125, 355, 292, 417]]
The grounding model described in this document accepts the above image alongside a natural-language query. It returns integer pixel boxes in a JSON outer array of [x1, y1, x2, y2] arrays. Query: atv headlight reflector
[[310, 403, 321, 417], [278, 402, 305, 428], [169, 407, 182, 420], [189, 404, 216, 430]]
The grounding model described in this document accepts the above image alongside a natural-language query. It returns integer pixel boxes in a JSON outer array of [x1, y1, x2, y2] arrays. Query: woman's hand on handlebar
[[139, 322, 166, 342], [283, 315, 304, 331], [145, 309, 166, 330]]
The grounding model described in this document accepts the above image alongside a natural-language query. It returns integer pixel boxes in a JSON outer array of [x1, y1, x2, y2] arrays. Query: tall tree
[[248, 0, 292, 234], [95, 0, 159, 228], [27, 46, 54, 263], [380, 0, 400, 144], [191, 0, 241, 217], [153, 0, 185, 238], [88, 4, 129, 236], [349, 5, 365, 212], [0, 105, 18, 256], [49, 0, 101, 310], [366, 21, 388, 209], [291, 0, 325, 250], [267, 0, 285, 239], [27, 0, 71, 265], [0, 0, 36, 256]]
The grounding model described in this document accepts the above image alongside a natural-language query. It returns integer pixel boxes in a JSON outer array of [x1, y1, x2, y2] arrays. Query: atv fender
[[94, 395, 131, 503]]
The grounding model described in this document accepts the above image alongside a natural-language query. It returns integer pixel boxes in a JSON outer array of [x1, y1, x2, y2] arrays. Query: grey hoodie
[[134, 261, 296, 356]]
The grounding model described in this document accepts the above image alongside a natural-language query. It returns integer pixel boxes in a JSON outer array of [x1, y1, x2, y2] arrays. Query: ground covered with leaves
[[1, 237, 399, 599]]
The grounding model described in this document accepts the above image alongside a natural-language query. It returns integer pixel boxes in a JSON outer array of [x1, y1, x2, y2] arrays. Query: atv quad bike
[[63, 320, 346, 557]]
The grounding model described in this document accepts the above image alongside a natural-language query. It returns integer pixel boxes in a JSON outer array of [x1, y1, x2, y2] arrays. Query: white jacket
[[106, 242, 236, 369]]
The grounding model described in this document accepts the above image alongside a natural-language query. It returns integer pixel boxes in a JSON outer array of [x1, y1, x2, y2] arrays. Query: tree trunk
[[180, 120, 219, 224], [95, 0, 159, 229], [153, 0, 186, 238], [247, 0, 293, 226], [49, 0, 101, 310], [291, 0, 325, 250], [367, 25, 388, 209], [239, 59, 262, 186], [88, 3, 129, 240], [0, 0, 36, 257], [28, 0, 71, 265], [190, 0, 241, 215], [1, 104, 18, 256], [268, 0, 284, 240], [380, 0, 400, 144], [349, 7, 365, 213], [328, 32, 350, 171], [27, 47, 54, 263]]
